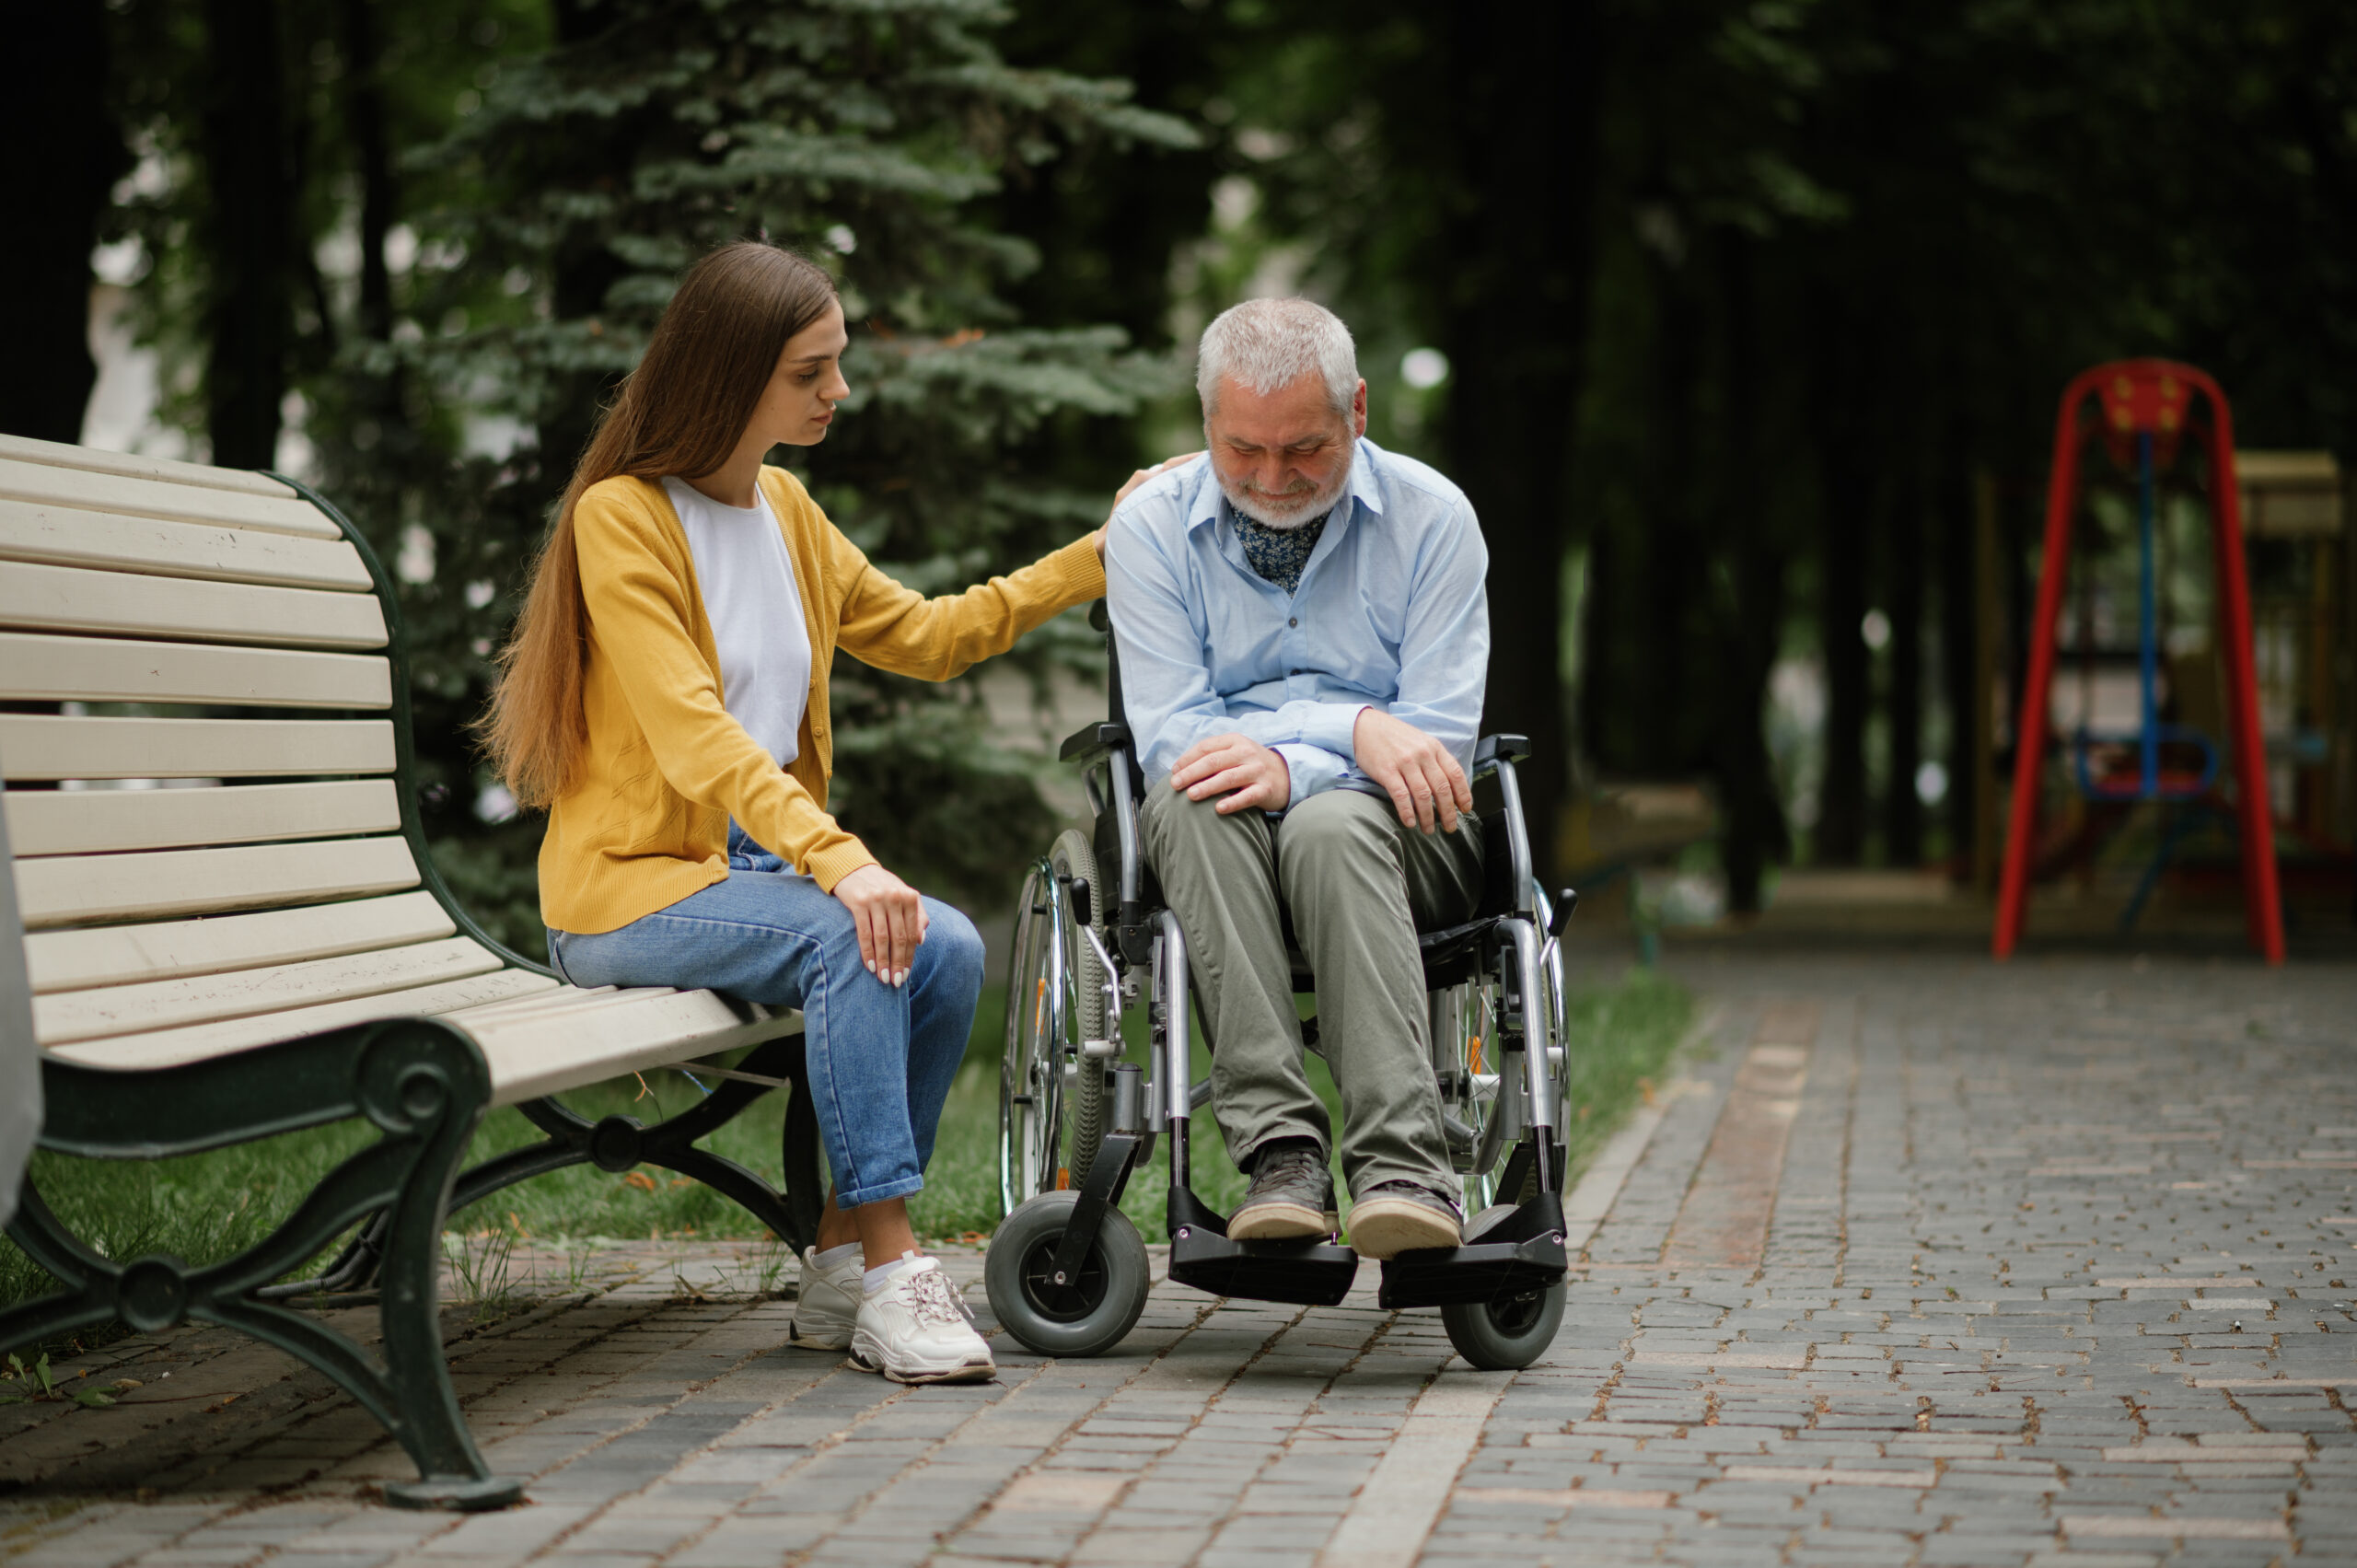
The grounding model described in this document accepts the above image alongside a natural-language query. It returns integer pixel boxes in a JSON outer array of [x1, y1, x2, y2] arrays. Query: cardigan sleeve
[[830, 524, 1108, 680], [573, 484, 879, 890]]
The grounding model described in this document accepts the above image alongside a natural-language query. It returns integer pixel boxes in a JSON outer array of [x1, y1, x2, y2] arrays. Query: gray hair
[[1196, 297, 1359, 419]]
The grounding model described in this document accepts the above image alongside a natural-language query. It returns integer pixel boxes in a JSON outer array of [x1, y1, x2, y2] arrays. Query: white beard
[[1220, 451, 1353, 529]]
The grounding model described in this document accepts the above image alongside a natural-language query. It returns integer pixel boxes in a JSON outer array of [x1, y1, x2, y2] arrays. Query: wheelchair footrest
[[1376, 1190, 1568, 1310], [1166, 1181, 1359, 1307], [1167, 1227, 1361, 1307]]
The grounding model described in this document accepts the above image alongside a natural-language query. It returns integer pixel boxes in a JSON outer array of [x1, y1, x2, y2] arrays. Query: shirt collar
[[1186, 437, 1386, 532]]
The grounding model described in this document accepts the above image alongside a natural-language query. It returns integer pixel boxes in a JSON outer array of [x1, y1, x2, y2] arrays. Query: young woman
[[482, 240, 1111, 1384]]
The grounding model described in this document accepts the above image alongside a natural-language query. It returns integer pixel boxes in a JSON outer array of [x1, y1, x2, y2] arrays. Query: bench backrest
[[0, 435, 546, 1073]]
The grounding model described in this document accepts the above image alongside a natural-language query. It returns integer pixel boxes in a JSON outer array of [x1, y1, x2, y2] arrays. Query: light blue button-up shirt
[[1103, 437, 1490, 809]]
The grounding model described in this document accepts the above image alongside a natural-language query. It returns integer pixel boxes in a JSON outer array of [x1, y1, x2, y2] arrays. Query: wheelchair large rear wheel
[[984, 1191, 1151, 1358], [1432, 978, 1509, 1212], [997, 830, 1112, 1214], [1440, 1204, 1567, 1369]]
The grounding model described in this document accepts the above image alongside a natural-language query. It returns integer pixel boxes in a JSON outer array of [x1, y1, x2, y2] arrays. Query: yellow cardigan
[[541, 465, 1106, 934]]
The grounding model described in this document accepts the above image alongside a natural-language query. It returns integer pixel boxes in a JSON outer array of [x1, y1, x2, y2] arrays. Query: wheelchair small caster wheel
[[1441, 1283, 1565, 1370], [985, 1191, 1151, 1359], [1440, 1204, 1567, 1370]]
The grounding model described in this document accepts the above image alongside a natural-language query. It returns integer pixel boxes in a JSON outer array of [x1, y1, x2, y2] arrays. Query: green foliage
[[336, 0, 1199, 936], [94, 2, 1200, 949]]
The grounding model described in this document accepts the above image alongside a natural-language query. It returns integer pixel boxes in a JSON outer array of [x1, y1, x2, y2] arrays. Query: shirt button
[[1288, 617, 1298, 628]]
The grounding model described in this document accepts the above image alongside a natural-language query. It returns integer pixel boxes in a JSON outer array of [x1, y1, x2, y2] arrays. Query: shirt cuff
[[1272, 743, 1348, 809], [1296, 703, 1369, 759]]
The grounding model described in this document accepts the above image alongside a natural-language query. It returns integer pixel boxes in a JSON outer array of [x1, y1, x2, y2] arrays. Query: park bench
[[0, 434, 821, 1509]]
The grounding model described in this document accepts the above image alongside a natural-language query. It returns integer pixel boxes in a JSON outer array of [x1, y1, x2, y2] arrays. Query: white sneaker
[[849, 1256, 995, 1385], [788, 1246, 864, 1350]]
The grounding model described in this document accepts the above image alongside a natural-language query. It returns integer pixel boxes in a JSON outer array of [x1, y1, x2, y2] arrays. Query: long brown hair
[[479, 241, 839, 807]]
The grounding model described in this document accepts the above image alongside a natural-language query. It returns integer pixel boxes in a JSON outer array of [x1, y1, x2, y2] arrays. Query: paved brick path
[[5, 952, 2353, 1568]]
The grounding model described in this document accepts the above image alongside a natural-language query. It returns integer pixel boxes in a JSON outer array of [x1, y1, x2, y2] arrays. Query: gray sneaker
[[1347, 1181, 1462, 1260], [1230, 1140, 1338, 1242]]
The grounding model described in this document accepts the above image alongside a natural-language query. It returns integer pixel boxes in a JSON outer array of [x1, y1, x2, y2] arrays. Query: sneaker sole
[[847, 1346, 994, 1384], [787, 1318, 852, 1350], [1346, 1199, 1459, 1260], [883, 1360, 995, 1385], [1228, 1200, 1338, 1242]]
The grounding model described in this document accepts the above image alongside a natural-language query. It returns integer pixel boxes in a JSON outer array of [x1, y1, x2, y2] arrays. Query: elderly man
[[1104, 297, 1487, 1260]]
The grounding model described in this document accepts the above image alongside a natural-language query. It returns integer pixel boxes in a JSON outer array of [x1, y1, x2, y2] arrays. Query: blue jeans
[[547, 825, 985, 1208]]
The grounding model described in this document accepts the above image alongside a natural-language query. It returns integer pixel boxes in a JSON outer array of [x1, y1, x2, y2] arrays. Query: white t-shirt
[[663, 477, 812, 768]]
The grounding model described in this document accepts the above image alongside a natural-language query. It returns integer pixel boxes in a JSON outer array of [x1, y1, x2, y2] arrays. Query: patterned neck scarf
[[1233, 509, 1330, 596]]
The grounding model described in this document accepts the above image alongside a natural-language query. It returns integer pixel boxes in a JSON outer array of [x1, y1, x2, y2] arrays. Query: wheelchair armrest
[[1060, 721, 1132, 764], [1474, 733, 1531, 772]]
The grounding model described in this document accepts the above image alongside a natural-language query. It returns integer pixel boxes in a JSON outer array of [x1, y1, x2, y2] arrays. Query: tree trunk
[[199, 0, 296, 469], [1814, 353, 1870, 864], [1442, 0, 1602, 883], [0, 0, 124, 442], [1635, 268, 1698, 775], [1710, 238, 1788, 913], [1941, 436, 1979, 869], [342, 0, 396, 345], [1580, 522, 1620, 766], [1884, 455, 1925, 864]]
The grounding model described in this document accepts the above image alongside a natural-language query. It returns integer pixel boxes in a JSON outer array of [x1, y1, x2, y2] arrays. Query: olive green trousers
[[1140, 784, 1483, 1199]]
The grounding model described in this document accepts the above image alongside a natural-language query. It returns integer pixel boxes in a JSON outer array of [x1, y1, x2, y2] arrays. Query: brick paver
[[4, 952, 2351, 1567]]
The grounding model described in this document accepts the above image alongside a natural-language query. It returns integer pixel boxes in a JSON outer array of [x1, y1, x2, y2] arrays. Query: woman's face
[[750, 300, 851, 450]]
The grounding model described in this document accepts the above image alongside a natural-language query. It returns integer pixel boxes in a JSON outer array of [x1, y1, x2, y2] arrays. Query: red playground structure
[[1992, 360, 2285, 963]]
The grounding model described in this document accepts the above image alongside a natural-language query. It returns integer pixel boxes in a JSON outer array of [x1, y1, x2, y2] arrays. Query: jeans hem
[[837, 1174, 925, 1208]]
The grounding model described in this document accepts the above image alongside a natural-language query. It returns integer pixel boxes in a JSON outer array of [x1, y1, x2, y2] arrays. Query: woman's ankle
[[852, 1198, 920, 1272], [813, 1191, 860, 1253]]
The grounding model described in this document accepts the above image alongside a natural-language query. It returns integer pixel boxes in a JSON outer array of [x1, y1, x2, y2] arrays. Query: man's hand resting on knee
[[1354, 708, 1472, 833], [1171, 734, 1292, 815]]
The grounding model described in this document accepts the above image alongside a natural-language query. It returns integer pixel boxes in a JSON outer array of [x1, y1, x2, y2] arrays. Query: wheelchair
[[984, 603, 1578, 1370]]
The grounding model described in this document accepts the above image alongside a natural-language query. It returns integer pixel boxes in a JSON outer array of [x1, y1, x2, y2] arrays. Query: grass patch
[[3, 968, 1689, 1310]]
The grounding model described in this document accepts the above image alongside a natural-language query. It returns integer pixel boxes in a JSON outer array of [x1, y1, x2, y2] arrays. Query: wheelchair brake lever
[[1074, 905, 1125, 1060], [1531, 886, 1575, 987]]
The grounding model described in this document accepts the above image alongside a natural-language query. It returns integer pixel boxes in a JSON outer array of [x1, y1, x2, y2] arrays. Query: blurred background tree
[[17, 0, 2357, 935]]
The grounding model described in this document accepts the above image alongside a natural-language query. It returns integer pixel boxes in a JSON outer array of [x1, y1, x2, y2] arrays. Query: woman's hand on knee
[[831, 864, 929, 986]]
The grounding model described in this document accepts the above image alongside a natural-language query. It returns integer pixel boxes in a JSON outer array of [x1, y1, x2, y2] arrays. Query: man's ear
[[1352, 379, 1369, 438]]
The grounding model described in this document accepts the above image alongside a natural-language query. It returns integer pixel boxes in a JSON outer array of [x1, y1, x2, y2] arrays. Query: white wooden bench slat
[[0, 498, 377, 592], [44, 968, 562, 1072], [0, 714, 396, 783], [35, 935, 505, 1046], [17, 834, 420, 928], [23, 889, 455, 993], [0, 434, 298, 499], [0, 560, 389, 649], [445, 982, 649, 1023], [6, 780, 401, 857], [0, 633, 391, 709], [455, 987, 802, 1107], [0, 455, 338, 539]]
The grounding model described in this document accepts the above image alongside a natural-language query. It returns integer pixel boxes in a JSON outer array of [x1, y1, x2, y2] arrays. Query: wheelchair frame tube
[[1491, 759, 1538, 920], [1506, 915, 1558, 1138], [1043, 869, 1071, 1060], [1109, 749, 1144, 923], [1155, 910, 1192, 1186]]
